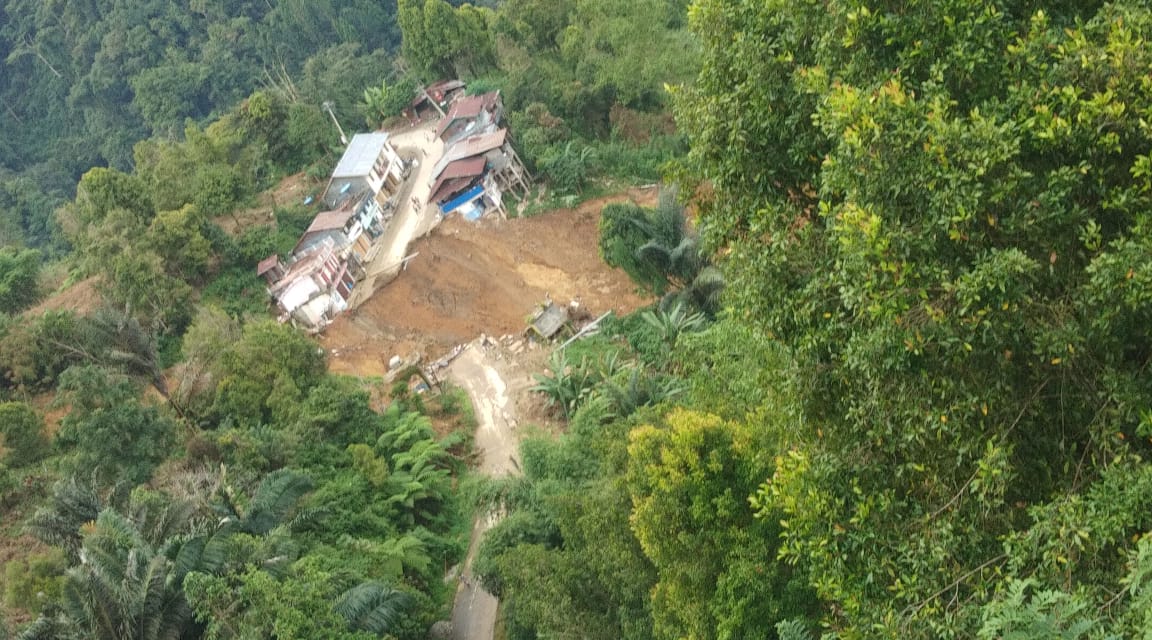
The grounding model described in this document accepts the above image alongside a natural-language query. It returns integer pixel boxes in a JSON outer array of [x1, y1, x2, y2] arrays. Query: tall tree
[[0, 247, 40, 312], [677, 0, 1152, 636], [398, 0, 495, 80], [54, 365, 176, 485], [0, 401, 49, 467], [59, 509, 197, 640], [628, 409, 816, 639]]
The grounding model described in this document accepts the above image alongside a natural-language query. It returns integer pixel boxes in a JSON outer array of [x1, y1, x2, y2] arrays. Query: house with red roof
[[435, 91, 504, 145], [428, 126, 532, 219]]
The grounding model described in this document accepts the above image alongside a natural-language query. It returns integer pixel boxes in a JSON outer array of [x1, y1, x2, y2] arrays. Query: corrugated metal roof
[[530, 303, 569, 339], [429, 157, 486, 203], [256, 254, 280, 276], [432, 129, 507, 179], [443, 156, 487, 179], [428, 79, 465, 93], [439, 184, 485, 214], [434, 91, 500, 137], [430, 177, 477, 204], [305, 208, 355, 233], [411, 80, 466, 108], [332, 132, 391, 178], [270, 238, 336, 295]]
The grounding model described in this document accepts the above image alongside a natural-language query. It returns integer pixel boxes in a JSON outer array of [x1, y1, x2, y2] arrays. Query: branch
[[22, 35, 63, 78], [900, 554, 1007, 621], [0, 96, 23, 123], [927, 377, 1051, 521]]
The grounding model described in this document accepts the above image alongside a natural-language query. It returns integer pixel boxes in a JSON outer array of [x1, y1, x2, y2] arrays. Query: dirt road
[[444, 341, 535, 640], [315, 186, 659, 638]]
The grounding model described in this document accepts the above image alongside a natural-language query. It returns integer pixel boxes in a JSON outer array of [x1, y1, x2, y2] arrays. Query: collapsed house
[[435, 91, 504, 145], [404, 79, 466, 122], [260, 238, 355, 329]]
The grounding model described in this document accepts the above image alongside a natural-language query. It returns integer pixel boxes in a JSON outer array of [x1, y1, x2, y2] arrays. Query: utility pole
[[322, 101, 349, 145]]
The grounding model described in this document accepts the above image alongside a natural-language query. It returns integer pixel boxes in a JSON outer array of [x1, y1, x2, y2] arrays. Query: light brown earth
[[321, 186, 657, 640], [318, 186, 658, 379], [23, 275, 102, 317], [215, 172, 323, 235]]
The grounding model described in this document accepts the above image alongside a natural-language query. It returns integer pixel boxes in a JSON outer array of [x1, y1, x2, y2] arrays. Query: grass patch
[[200, 267, 270, 319], [510, 184, 615, 219]]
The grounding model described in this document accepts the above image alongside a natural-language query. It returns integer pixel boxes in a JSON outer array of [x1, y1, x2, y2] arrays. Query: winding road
[[445, 343, 522, 640]]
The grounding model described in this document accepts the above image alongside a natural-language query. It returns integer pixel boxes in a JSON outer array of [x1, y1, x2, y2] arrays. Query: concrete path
[[348, 119, 446, 308]]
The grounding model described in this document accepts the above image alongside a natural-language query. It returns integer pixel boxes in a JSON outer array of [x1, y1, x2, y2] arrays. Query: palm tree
[[661, 265, 726, 318], [40, 306, 183, 416], [599, 367, 686, 419], [28, 476, 124, 562], [334, 581, 414, 636], [212, 469, 315, 537], [24, 471, 317, 640], [630, 188, 725, 314], [531, 352, 601, 419], [59, 509, 199, 640], [387, 439, 453, 527], [10, 614, 70, 640]]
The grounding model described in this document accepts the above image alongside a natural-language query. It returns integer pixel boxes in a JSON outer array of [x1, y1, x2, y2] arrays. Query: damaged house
[[261, 132, 407, 331], [260, 238, 355, 330], [427, 92, 532, 220]]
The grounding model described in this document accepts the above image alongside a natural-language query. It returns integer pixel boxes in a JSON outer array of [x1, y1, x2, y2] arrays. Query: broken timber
[[557, 310, 613, 351]]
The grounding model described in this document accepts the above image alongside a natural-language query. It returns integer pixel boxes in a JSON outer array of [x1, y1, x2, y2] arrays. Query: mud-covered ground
[[318, 187, 657, 378]]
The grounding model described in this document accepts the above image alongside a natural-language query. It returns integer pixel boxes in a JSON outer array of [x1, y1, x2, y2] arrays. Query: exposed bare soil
[[320, 188, 662, 639], [214, 172, 324, 236], [318, 187, 657, 379], [23, 275, 102, 318]]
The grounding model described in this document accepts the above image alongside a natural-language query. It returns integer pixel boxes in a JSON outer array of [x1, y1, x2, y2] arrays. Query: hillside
[[7, 1, 1152, 639], [0, 1, 697, 637]]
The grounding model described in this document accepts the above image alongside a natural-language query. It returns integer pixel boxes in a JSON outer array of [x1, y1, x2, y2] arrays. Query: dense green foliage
[[0, 401, 48, 466], [0, 0, 400, 251], [0, 247, 40, 312], [599, 188, 724, 315], [0, 1, 704, 637], [669, 0, 1152, 637], [455, 0, 695, 191], [442, 1, 1152, 639], [478, 317, 819, 639], [54, 366, 176, 485], [398, 0, 497, 80], [0, 310, 473, 638], [10, 1, 1150, 639]]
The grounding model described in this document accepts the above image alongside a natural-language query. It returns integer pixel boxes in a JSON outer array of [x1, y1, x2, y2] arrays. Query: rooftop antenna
[[322, 100, 349, 146]]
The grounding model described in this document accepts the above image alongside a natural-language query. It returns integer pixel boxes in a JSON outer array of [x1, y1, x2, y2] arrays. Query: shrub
[[539, 142, 594, 194], [0, 402, 49, 467], [3, 549, 66, 615], [201, 268, 270, 319], [0, 247, 42, 313]]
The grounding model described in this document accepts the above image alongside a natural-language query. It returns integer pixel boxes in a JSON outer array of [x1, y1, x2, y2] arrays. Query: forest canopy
[[671, 0, 1152, 636], [6, 0, 1152, 639], [0, 0, 402, 251]]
